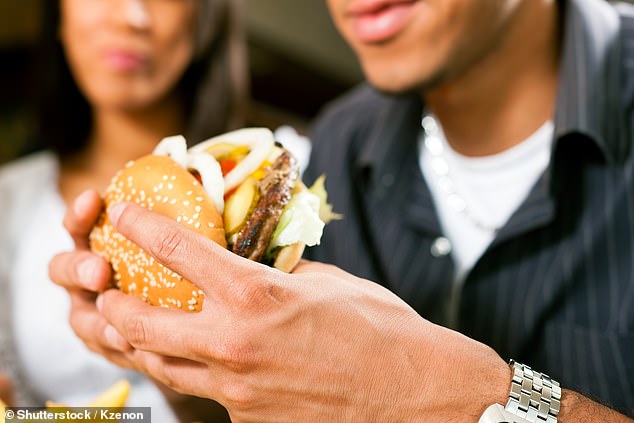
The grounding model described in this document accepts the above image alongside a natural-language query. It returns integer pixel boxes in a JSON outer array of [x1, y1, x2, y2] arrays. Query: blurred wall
[[0, 1, 41, 163], [245, 0, 362, 130], [0, 0, 40, 48], [246, 0, 361, 86]]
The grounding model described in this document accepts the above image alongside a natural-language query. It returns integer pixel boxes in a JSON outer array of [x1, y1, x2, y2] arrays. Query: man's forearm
[[558, 389, 633, 422]]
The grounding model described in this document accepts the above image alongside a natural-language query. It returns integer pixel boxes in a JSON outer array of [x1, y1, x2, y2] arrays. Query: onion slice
[[187, 152, 225, 214], [190, 128, 275, 193], [153, 135, 188, 168]]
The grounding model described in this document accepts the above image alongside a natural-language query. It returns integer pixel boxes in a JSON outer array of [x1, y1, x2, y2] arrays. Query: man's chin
[[365, 69, 447, 98]]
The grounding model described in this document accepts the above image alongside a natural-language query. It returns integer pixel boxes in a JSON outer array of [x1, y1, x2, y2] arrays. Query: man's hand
[[64, 200, 511, 422], [49, 191, 233, 422]]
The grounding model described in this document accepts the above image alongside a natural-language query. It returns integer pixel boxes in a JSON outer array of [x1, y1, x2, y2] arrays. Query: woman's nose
[[113, 0, 151, 30]]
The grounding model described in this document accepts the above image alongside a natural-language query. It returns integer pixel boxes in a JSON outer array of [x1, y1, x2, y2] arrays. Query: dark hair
[[35, 0, 249, 157]]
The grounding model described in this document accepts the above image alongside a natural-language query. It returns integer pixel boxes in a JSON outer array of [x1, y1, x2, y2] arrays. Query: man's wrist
[[477, 357, 513, 417], [458, 348, 512, 420]]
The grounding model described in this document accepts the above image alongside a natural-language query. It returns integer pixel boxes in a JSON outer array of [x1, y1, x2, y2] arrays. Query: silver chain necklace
[[421, 115, 501, 234]]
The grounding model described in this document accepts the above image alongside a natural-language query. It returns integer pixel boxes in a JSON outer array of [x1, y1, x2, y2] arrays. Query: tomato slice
[[219, 159, 237, 176]]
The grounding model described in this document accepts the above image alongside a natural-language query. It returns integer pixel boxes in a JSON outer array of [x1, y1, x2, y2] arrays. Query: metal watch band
[[505, 360, 561, 423]]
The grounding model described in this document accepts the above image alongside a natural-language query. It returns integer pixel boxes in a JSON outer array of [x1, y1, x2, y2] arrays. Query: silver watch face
[[479, 404, 531, 423]]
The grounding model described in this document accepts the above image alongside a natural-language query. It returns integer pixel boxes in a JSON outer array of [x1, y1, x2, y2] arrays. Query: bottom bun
[[272, 242, 306, 273]]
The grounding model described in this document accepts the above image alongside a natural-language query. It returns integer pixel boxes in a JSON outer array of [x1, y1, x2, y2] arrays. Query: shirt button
[[431, 237, 452, 257]]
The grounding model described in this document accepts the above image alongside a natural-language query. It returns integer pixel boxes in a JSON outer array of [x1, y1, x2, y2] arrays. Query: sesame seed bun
[[90, 155, 226, 312]]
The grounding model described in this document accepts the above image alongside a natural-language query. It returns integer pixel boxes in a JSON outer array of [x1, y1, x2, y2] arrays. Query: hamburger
[[90, 128, 338, 312]]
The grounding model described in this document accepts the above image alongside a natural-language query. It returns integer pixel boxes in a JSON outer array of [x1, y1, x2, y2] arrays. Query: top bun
[[90, 155, 226, 312]]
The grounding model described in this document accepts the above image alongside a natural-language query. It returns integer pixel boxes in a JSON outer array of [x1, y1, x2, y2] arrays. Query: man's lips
[[347, 0, 419, 43]]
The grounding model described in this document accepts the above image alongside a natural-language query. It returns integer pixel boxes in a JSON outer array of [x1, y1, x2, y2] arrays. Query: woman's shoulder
[[0, 151, 58, 232], [0, 151, 58, 194]]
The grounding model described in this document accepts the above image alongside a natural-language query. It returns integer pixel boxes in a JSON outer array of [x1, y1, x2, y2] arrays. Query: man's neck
[[424, 0, 560, 157]]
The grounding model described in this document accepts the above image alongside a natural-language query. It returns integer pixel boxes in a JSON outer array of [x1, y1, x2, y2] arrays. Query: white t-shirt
[[420, 119, 554, 327], [2, 152, 177, 421]]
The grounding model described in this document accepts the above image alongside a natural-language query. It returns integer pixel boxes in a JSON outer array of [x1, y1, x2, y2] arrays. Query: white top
[[420, 120, 554, 327], [0, 152, 177, 420]]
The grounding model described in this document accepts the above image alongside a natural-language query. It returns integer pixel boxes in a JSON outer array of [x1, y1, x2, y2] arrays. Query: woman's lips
[[104, 50, 148, 72], [347, 0, 418, 44]]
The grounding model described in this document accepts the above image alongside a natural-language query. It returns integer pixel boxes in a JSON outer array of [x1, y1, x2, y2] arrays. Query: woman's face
[[60, 0, 196, 111]]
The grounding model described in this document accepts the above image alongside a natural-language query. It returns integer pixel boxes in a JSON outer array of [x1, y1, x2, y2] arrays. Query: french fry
[[88, 380, 130, 408], [44, 380, 131, 423]]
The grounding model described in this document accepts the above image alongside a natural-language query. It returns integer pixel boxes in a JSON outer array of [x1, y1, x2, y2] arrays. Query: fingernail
[[96, 294, 104, 312], [77, 258, 99, 290], [104, 325, 130, 352], [73, 190, 95, 217], [108, 203, 126, 226]]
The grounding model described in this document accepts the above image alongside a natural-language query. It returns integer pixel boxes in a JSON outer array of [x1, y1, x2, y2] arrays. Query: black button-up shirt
[[305, 0, 634, 415]]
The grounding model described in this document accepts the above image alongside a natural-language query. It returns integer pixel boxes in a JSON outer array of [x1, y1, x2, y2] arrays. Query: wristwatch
[[478, 360, 561, 423]]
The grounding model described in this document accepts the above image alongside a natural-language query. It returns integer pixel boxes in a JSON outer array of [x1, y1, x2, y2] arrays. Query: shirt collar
[[356, 90, 422, 185], [554, 0, 627, 164], [356, 0, 627, 176]]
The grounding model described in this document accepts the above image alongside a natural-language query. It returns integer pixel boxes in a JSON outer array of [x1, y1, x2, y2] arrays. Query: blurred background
[[0, 0, 363, 165]]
